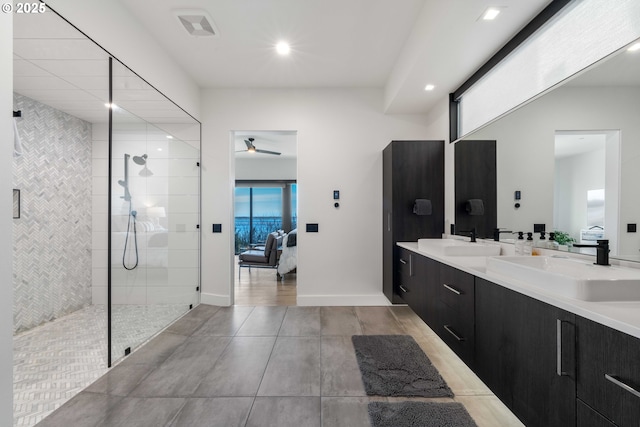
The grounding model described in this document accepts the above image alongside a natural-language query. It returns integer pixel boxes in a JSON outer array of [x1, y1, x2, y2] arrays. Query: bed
[[277, 228, 297, 276]]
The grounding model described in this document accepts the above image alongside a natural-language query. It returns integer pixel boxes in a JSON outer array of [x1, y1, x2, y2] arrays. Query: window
[[234, 182, 296, 254]]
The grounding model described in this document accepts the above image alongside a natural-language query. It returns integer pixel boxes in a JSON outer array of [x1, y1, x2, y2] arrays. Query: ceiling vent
[[174, 9, 218, 37]]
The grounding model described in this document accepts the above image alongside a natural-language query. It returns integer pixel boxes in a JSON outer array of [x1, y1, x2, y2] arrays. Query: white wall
[[46, 0, 201, 120], [1, 11, 14, 427], [236, 157, 297, 181], [201, 88, 431, 305], [470, 86, 640, 256]]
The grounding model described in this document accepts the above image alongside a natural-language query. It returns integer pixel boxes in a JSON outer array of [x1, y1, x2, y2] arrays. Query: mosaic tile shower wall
[[12, 93, 93, 334]]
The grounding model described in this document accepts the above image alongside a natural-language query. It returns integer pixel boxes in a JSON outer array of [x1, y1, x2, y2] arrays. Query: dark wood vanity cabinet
[[437, 264, 475, 367], [475, 277, 576, 427], [576, 316, 640, 427], [383, 140, 444, 303], [400, 248, 640, 427]]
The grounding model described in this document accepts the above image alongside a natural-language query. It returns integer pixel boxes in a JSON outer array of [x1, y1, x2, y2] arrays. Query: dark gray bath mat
[[368, 401, 478, 427], [351, 335, 453, 397]]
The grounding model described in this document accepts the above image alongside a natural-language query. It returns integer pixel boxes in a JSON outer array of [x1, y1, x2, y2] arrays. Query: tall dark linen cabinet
[[383, 140, 444, 303]]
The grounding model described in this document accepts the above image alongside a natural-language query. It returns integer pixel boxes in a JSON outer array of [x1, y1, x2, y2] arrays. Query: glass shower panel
[[110, 61, 200, 364]]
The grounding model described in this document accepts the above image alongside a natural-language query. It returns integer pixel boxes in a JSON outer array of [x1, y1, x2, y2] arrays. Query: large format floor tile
[[279, 306, 321, 336], [130, 336, 231, 397], [194, 336, 276, 397], [235, 306, 287, 336], [169, 397, 253, 427], [320, 336, 366, 396], [321, 397, 372, 427], [193, 306, 254, 336], [34, 304, 524, 427], [257, 336, 321, 396], [245, 397, 321, 427], [320, 307, 362, 336]]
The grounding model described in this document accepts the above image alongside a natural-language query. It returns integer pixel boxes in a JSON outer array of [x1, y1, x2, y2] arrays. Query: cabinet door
[[475, 278, 576, 427], [412, 254, 440, 328], [577, 316, 640, 427]]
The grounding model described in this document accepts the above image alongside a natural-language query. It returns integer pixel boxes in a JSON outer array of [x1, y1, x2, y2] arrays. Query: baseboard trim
[[201, 292, 231, 307], [296, 294, 391, 306]]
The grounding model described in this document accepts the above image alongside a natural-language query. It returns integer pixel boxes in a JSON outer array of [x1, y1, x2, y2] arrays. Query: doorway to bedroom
[[233, 131, 298, 305]]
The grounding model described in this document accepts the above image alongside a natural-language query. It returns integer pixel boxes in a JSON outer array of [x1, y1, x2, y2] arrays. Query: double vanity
[[396, 238, 640, 427]]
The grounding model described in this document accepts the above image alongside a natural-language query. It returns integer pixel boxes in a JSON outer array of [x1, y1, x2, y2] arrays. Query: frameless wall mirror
[[459, 37, 640, 262]]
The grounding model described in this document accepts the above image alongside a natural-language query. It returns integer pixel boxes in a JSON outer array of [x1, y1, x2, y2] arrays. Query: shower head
[[132, 154, 148, 165]]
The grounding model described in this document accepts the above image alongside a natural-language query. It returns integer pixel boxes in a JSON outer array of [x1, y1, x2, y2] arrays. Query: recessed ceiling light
[[424, 84, 435, 91], [104, 103, 117, 110], [174, 9, 218, 37], [628, 42, 640, 52], [276, 42, 290, 56], [166, 135, 174, 139], [482, 7, 501, 20]]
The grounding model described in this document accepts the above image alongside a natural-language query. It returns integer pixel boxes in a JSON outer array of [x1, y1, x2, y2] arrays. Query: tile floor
[[35, 304, 524, 427], [14, 304, 189, 427]]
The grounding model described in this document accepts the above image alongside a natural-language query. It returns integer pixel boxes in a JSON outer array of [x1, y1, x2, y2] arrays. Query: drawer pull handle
[[556, 319, 568, 376], [443, 325, 465, 341], [399, 285, 408, 293], [605, 374, 640, 399], [399, 259, 407, 265], [443, 284, 462, 295]]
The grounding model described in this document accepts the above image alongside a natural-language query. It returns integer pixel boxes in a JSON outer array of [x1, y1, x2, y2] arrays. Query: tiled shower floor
[[13, 304, 188, 427]]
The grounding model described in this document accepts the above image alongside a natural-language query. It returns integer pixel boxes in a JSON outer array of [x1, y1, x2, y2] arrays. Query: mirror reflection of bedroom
[[234, 130, 298, 305]]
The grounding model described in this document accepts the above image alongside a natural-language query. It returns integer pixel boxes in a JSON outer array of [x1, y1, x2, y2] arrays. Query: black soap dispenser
[[515, 231, 525, 255]]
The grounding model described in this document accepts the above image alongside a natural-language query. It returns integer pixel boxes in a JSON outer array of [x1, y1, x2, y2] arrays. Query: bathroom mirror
[[459, 37, 640, 262]]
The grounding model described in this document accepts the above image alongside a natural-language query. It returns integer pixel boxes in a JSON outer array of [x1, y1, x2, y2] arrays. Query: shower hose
[[122, 201, 139, 270]]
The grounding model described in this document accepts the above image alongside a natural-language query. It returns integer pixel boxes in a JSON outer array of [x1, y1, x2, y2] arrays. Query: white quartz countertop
[[398, 240, 640, 340]]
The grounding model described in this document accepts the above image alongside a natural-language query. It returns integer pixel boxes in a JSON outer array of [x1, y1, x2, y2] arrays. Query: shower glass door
[[110, 60, 200, 364]]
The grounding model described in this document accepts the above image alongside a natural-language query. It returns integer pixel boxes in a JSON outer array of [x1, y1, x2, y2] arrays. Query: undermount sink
[[418, 238, 501, 257], [486, 256, 640, 301]]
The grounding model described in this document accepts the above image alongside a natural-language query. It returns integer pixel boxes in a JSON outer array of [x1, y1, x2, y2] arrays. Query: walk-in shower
[[13, 8, 201, 426]]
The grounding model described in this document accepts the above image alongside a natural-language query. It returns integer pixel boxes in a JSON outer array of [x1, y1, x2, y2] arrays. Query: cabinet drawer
[[439, 264, 474, 312], [397, 278, 421, 315], [577, 317, 640, 427], [397, 248, 413, 278], [577, 400, 616, 427], [438, 301, 474, 366]]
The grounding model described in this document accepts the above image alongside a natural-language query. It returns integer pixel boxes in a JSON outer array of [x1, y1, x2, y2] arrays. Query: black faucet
[[572, 239, 610, 266], [461, 228, 477, 243], [493, 228, 513, 242]]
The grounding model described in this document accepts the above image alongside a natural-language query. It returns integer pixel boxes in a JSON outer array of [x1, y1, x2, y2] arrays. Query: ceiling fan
[[237, 137, 281, 155]]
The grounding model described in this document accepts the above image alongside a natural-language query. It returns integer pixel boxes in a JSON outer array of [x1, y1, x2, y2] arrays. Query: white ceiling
[[118, 0, 552, 114], [13, 10, 197, 126]]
